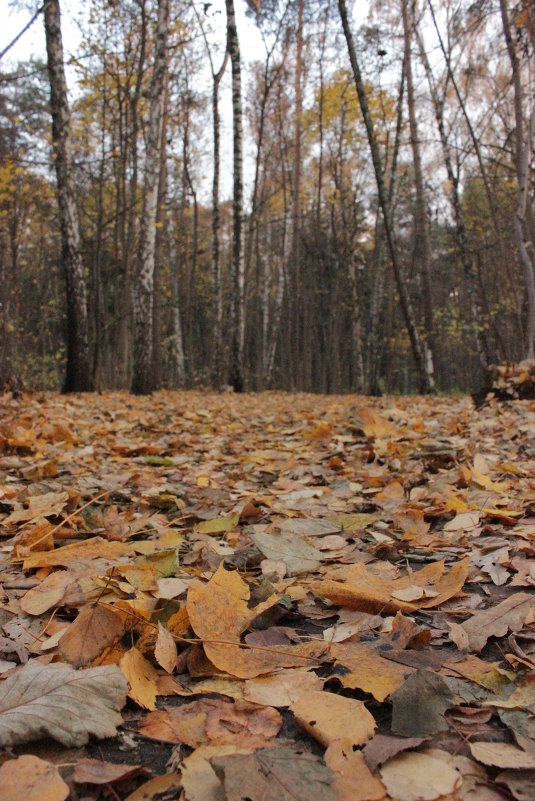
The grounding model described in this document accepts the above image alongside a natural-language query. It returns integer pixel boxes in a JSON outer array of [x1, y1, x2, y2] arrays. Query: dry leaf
[[120, 647, 159, 710], [461, 593, 533, 652], [23, 536, 133, 569], [496, 769, 535, 801], [312, 558, 469, 613], [290, 690, 376, 747], [59, 602, 126, 667], [325, 741, 386, 801], [469, 742, 535, 769], [187, 563, 325, 677], [211, 745, 338, 801], [154, 622, 177, 673], [0, 755, 69, 801], [331, 641, 414, 702], [0, 660, 127, 746], [123, 773, 182, 801], [182, 744, 253, 801], [243, 668, 324, 707], [139, 697, 281, 747], [379, 751, 462, 801], [73, 758, 147, 784]]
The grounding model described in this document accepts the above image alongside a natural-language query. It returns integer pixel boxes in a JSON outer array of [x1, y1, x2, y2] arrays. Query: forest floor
[[0, 390, 534, 801]]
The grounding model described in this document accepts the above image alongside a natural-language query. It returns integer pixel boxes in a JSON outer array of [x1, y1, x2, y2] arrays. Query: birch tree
[[132, 0, 170, 395], [226, 0, 246, 392]]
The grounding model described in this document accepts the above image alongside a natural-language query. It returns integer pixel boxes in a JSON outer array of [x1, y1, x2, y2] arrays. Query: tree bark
[[402, 0, 436, 385], [500, 0, 535, 360], [131, 0, 169, 395], [226, 0, 245, 392], [44, 0, 92, 392], [338, 0, 434, 392]]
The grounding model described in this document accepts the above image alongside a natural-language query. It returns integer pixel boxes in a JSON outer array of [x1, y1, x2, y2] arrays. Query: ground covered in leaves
[[0, 390, 534, 801]]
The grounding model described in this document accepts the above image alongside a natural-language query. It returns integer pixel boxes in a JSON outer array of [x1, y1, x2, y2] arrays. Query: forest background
[[1, 0, 534, 396]]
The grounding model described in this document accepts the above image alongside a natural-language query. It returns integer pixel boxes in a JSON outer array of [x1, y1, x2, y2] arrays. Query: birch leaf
[[0, 661, 127, 747]]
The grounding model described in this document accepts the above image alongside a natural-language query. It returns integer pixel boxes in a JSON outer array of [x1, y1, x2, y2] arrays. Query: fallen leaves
[[186, 562, 326, 677], [312, 558, 469, 613], [461, 592, 534, 652], [139, 697, 281, 747], [1, 390, 535, 800], [0, 661, 127, 746]]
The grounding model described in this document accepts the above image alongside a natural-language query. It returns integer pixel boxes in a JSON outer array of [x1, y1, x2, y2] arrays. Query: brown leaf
[[0, 755, 69, 801], [312, 558, 469, 613], [139, 697, 281, 747], [470, 742, 535, 769], [211, 745, 338, 801], [330, 641, 414, 702], [59, 602, 126, 667], [23, 536, 133, 569], [461, 593, 533, 652], [187, 563, 326, 677], [73, 758, 148, 784], [391, 670, 455, 736], [0, 660, 127, 746], [496, 770, 535, 801], [363, 734, 427, 773], [154, 622, 177, 673]]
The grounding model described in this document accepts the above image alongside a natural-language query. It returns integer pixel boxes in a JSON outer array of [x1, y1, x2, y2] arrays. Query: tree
[[226, 0, 245, 391], [44, 0, 93, 392], [131, 0, 170, 395], [338, 0, 434, 392], [402, 0, 435, 385]]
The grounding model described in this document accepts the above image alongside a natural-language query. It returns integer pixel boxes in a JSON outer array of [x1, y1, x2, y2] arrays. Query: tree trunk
[[338, 0, 434, 393], [226, 0, 245, 392], [211, 53, 228, 387], [132, 0, 169, 395], [291, 0, 305, 388], [44, 0, 92, 392], [500, 0, 535, 360], [402, 0, 436, 385]]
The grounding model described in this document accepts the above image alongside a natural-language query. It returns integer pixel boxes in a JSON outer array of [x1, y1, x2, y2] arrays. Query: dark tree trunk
[[226, 0, 245, 392], [44, 0, 92, 392], [338, 0, 434, 393]]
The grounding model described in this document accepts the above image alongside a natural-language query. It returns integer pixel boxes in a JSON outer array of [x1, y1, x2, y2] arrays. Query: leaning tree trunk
[[132, 0, 169, 395], [338, 0, 434, 393], [226, 0, 245, 392], [44, 0, 92, 392]]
